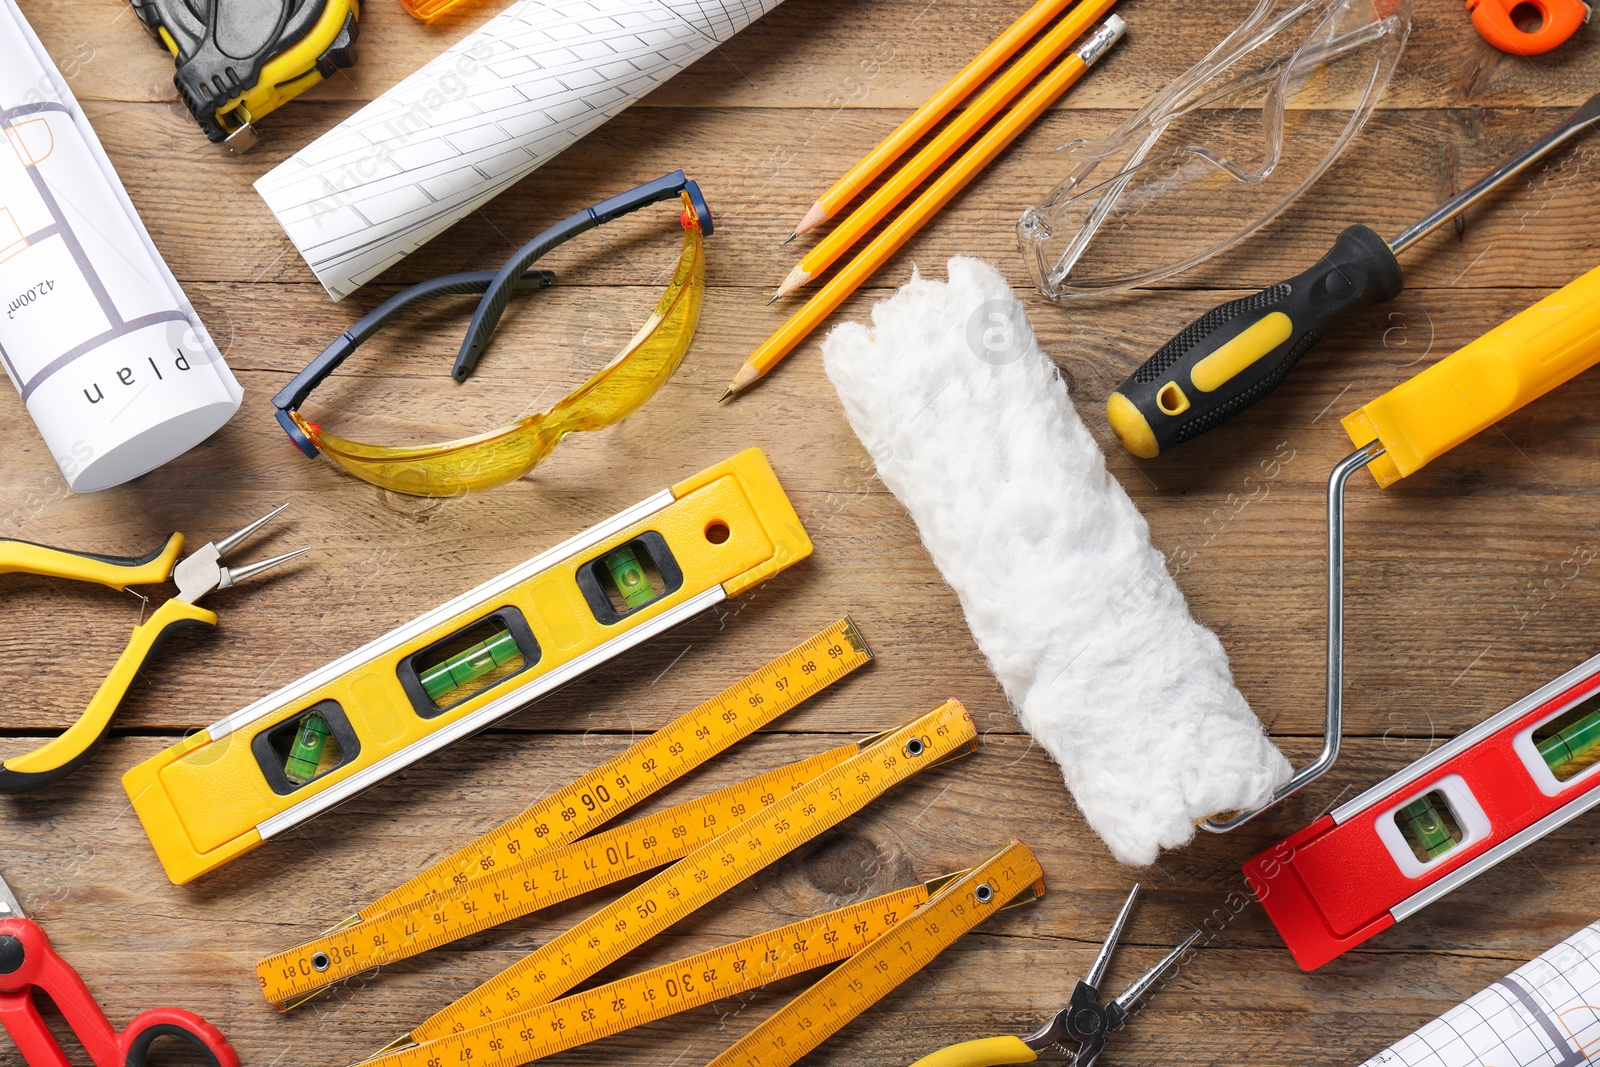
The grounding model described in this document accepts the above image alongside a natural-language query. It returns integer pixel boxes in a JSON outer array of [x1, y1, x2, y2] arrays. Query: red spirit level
[[1245, 653, 1600, 970]]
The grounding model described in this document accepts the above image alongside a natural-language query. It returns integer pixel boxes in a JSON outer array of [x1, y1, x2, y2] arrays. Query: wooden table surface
[[5, 0, 1600, 1064]]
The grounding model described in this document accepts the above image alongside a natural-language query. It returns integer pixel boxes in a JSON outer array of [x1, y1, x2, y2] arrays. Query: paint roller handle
[[1106, 226, 1405, 459], [1343, 260, 1600, 487]]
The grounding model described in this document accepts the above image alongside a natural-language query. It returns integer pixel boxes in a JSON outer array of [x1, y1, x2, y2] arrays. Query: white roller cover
[[822, 256, 1291, 865]]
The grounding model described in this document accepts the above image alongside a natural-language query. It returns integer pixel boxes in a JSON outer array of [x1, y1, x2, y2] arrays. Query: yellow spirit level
[[123, 449, 811, 884]]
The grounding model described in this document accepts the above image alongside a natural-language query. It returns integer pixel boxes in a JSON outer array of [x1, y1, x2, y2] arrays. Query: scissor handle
[[119, 1008, 239, 1067], [909, 1036, 1038, 1067], [0, 918, 239, 1067], [0, 598, 218, 794], [0, 534, 183, 591]]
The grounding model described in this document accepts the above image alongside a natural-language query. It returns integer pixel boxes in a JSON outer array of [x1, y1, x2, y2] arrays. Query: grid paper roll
[[1361, 921, 1600, 1067], [255, 0, 784, 300]]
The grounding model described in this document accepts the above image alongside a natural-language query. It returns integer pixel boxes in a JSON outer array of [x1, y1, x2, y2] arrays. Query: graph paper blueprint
[[256, 0, 784, 300], [1361, 922, 1600, 1067]]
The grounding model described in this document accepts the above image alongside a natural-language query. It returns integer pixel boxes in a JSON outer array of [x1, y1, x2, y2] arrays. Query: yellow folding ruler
[[258, 617, 874, 1008], [706, 840, 1045, 1067], [359, 841, 1043, 1067], [368, 698, 977, 1059]]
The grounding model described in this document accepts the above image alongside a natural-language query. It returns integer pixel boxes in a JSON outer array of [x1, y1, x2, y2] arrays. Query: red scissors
[[0, 874, 239, 1067]]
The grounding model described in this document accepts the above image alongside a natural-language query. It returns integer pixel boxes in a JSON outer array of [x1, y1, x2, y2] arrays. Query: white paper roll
[[1360, 920, 1600, 1067], [0, 0, 240, 492], [255, 0, 785, 300]]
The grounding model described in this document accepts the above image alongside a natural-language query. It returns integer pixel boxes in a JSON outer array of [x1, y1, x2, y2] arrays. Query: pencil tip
[[792, 202, 827, 238], [773, 267, 809, 301], [782, 232, 797, 245], [765, 292, 779, 305], [718, 387, 735, 404]]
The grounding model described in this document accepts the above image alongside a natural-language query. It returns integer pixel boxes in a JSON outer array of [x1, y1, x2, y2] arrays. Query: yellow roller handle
[[1344, 262, 1600, 486], [909, 1036, 1039, 1067]]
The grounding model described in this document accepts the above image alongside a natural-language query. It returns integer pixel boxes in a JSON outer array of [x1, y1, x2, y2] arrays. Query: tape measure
[[362, 842, 1040, 1067], [1247, 649, 1600, 970], [258, 617, 873, 1008], [707, 841, 1046, 1067], [125, 449, 812, 885], [378, 699, 977, 1057], [131, 0, 359, 150]]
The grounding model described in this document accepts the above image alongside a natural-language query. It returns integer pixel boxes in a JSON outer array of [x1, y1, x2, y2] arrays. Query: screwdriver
[[1105, 90, 1600, 460]]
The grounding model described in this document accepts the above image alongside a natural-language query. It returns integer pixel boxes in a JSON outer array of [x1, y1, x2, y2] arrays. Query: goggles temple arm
[[453, 170, 712, 382], [270, 268, 556, 456]]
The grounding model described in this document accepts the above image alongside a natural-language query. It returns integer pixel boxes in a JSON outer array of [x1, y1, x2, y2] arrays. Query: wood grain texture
[[3, 0, 1600, 1065]]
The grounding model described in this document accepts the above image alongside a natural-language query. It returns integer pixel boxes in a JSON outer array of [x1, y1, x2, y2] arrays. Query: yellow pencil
[[787, 0, 1085, 241], [773, 0, 1119, 301], [724, 17, 1126, 402]]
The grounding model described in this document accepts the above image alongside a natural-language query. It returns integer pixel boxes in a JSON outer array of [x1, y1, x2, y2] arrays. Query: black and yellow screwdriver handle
[[1106, 225, 1405, 458], [0, 534, 217, 794]]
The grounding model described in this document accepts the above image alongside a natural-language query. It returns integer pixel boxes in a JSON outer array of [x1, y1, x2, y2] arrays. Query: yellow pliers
[[909, 884, 1201, 1067], [0, 506, 306, 794]]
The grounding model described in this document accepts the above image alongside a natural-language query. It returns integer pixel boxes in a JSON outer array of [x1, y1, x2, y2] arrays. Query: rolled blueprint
[[256, 0, 785, 300], [0, 0, 239, 492], [1360, 920, 1600, 1067]]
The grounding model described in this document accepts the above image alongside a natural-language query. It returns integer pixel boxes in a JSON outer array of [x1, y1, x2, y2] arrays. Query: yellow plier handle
[[0, 534, 218, 794], [0, 533, 184, 588], [910, 1037, 1038, 1067]]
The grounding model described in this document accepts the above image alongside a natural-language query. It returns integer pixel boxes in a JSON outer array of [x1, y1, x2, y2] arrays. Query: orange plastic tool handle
[[1467, 0, 1588, 55]]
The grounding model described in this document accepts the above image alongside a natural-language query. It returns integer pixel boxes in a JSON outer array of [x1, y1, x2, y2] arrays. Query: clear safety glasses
[[1018, 0, 1410, 299], [273, 172, 711, 497]]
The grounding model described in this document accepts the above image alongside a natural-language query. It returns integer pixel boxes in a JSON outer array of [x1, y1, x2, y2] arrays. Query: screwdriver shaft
[[1389, 91, 1600, 255]]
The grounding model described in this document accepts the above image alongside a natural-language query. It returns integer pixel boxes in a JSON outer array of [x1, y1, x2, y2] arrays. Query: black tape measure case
[[132, 0, 358, 150]]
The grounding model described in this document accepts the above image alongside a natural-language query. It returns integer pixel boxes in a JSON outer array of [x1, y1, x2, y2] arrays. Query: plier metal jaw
[[909, 883, 1201, 1067], [0, 506, 307, 794]]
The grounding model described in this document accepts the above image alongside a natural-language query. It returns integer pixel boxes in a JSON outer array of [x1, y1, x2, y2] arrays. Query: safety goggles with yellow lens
[[272, 171, 711, 497]]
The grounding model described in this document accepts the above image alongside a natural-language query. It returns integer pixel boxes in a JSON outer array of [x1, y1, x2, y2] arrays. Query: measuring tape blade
[[363, 877, 953, 1067], [369, 618, 872, 917], [259, 742, 863, 1006], [705, 840, 1045, 1067], [388, 699, 977, 1050]]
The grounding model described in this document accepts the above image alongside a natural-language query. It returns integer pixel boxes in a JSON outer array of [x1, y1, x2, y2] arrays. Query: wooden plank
[[5, 731, 1600, 1067], [5, 285, 1600, 738], [81, 101, 1600, 292], [29, 0, 1600, 110]]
